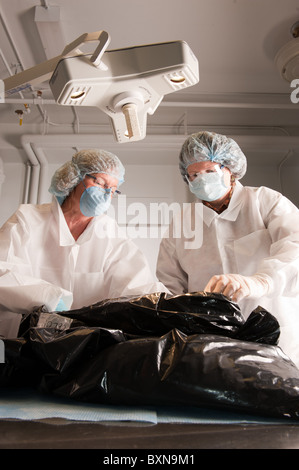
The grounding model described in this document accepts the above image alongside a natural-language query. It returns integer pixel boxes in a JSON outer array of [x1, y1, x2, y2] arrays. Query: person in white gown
[[157, 131, 299, 367], [0, 148, 165, 337]]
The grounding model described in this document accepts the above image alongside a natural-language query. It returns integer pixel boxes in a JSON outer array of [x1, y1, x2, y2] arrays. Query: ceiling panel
[[0, 0, 298, 134]]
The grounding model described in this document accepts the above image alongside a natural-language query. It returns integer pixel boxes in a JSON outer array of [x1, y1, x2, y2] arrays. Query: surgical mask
[[187, 167, 228, 202], [80, 185, 112, 217]]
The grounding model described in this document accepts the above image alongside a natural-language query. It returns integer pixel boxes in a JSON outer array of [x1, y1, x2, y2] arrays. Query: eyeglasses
[[86, 174, 121, 196], [186, 164, 224, 181]]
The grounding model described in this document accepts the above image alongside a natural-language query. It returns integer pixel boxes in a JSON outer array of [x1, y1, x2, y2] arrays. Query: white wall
[[0, 161, 27, 225], [109, 164, 189, 275], [0, 135, 298, 279]]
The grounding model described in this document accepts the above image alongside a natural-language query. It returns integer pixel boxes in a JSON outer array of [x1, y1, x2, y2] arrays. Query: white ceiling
[[0, 0, 299, 134]]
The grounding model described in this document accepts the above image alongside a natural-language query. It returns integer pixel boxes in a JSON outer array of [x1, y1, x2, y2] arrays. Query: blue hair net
[[179, 131, 247, 180], [49, 149, 125, 203]]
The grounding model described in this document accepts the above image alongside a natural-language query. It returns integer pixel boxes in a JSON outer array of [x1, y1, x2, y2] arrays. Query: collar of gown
[[201, 181, 245, 226], [51, 197, 98, 246]]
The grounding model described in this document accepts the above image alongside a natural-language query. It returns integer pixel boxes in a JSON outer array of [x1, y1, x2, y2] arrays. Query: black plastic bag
[[44, 330, 299, 420], [2, 292, 299, 420], [46, 291, 280, 342]]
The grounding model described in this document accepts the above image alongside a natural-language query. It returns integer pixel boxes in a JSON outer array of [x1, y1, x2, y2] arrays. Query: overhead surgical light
[[275, 21, 299, 83], [3, 31, 199, 143]]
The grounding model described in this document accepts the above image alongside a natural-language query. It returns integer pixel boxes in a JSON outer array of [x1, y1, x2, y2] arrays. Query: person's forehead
[[187, 161, 219, 172], [92, 172, 118, 182]]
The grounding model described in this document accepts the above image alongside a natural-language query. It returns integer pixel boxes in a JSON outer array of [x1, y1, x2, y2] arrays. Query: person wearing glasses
[[0, 149, 165, 335], [156, 131, 299, 367]]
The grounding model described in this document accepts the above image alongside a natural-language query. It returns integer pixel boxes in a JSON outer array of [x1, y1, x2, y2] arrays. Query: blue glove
[[55, 298, 67, 312]]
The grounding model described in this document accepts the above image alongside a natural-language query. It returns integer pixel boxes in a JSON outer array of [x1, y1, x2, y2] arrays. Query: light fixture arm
[[3, 31, 111, 94], [3, 31, 199, 143]]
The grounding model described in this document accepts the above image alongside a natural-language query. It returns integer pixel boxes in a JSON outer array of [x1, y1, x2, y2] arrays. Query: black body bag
[[1, 292, 299, 420]]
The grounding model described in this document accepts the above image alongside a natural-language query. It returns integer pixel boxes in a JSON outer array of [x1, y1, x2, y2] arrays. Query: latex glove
[[204, 273, 273, 303], [55, 298, 67, 312]]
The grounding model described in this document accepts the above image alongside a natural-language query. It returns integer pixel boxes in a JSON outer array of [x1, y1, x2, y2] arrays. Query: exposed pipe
[[23, 162, 32, 204], [0, 49, 25, 99], [31, 144, 48, 203], [4, 97, 297, 110], [40, 0, 50, 9], [20, 133, 299, 151], [0, 9, 23, 72], [160, 101, 296, 110], [5, 98, 55, 105], [19, 133, 299, 205], [21, 136, 52, 204], [0, 7, 45, 119], [20, 138, 41, 204]]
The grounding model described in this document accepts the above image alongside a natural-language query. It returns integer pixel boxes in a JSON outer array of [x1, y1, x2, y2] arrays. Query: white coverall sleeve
[[103, 236, 170, 299], [256, 190, 299, 297], [156, 224, 188, 295], [0, 213, 73, 315]]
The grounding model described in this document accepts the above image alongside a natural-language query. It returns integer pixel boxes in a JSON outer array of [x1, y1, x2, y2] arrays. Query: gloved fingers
[[204, 274, 249, 302], [221, 278, 250, 302], [229, 286, 248, 303], [204, 275, 233, 295], [204, 274, 225, 293], [222, 282, 241, 300], [205, 272, 272, 302]]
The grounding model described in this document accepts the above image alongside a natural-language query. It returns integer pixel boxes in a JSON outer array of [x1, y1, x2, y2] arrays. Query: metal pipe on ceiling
[[21, 139, 41, 204], [0, 7, 45, 118], [4, 98, 296, 110]]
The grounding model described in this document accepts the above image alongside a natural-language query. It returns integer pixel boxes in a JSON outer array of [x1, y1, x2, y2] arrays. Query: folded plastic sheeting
[[1, 292, 299, 421]]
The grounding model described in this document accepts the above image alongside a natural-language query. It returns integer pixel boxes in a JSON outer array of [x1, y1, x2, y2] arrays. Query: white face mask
[[80, 185, 112, 217], [187, 168, 229, 202]]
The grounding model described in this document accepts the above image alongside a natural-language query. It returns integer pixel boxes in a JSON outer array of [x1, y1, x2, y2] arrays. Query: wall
[[0, 156, 27, 225], [0, 131, 298, 279]]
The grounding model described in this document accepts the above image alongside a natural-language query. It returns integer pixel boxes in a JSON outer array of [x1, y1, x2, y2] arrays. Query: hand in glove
[[204, 273, 273, 303]]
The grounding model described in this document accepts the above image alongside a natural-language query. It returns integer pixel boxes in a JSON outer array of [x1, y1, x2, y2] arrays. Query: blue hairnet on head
[[179, 131, 247, 180], [49, 148, 125, 203]]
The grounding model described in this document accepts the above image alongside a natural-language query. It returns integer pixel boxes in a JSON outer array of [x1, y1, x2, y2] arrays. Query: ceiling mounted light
[[3, 31, 199, 143], [70, 90, 86, 100], [275, 21, 299, 82]]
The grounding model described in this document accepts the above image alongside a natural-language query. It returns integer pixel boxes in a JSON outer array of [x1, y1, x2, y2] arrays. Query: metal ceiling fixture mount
[[275, 20, 299, 82], [3, 31, 199, 143]]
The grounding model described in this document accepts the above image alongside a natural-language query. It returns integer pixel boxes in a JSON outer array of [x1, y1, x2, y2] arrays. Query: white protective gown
[[0, 198, 166, 336], [157, 181, 299, 367]]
